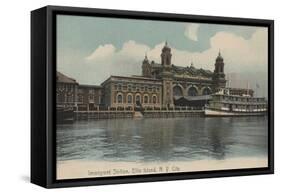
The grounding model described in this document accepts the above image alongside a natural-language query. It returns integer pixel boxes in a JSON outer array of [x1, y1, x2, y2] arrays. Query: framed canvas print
[[31, 5, 274, 188]]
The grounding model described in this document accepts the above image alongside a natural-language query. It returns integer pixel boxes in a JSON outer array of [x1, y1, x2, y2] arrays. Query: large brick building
[[141, 42, 226, 107], [56, 72, 78, 107], [57, 42, 253, 109], [56, 72, 102, 110], [101, 76, 162, 108], [77, 85, 103, 110]]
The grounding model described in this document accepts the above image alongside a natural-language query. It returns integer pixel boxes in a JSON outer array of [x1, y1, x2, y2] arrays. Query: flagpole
[[256, 83, 260, 97], [256, 83, 258, 97], [247, 81, 249, 96]]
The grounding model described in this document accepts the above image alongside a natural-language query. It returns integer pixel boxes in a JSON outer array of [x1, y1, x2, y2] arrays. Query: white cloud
[[79, 41, 150, 84], [184, 23, 200, 41], [59, 28, 267, 88], [136, 28, 267, 73], [86, 44, 116, 61], [119, 40, 150, 58]]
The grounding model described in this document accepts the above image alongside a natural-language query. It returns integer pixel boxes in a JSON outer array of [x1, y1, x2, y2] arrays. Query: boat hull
[[57, 107, 75, 124], [204, 108, 267, 117]]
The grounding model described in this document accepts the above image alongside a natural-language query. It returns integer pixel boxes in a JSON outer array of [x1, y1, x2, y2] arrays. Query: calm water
[[57, 117, 268, 162]]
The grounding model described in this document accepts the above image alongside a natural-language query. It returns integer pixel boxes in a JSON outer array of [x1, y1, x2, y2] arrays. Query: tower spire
[[143, 52, 149, 63], [161, 40, 172, 66], [191, 61, 194, 67], [142, 52, 151, 77], [212, 49, 226, 89]]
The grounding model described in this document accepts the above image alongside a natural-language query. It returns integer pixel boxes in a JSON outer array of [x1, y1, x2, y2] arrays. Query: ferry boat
[[204, 88, 267, 116]]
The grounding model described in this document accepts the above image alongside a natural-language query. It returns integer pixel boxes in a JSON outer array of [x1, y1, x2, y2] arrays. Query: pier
[[142, 110, 204, 118], [72, 106, 204, 121], [75, 110, 134, 120]]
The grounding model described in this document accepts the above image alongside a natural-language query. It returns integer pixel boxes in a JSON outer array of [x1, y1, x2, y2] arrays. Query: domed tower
[[142, 54, 152, 78], [213, 51, 226, 90], [160, 41, 174, 108], [161, 41, 172, 66], [214, 51, 224, 74]]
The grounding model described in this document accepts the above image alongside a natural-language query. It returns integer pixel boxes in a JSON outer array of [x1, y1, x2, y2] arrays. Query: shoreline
[[57, 157, 268, 180]]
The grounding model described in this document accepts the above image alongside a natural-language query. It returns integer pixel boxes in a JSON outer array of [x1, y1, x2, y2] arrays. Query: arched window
[[144, 95, 149, 104], [152, 95, 157, 104], [135, 94, 141, 106], [117, 94, 123, 103], [173, 86, 183, 97], [202, 87, 211, 95], [127, 94, 132, 104], [188, 87, 198, 96]]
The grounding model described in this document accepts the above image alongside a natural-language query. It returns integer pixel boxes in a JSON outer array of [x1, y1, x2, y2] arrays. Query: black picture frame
[[31, 5, 274, 188]]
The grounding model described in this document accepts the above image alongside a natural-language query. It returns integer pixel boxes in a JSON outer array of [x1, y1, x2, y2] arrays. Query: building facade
[[56, 72, 78, 107], [101, 76, 162, 108], [77, 85, 103, 111], [57, 42, 256, 109], [141, 42, 226, 107]]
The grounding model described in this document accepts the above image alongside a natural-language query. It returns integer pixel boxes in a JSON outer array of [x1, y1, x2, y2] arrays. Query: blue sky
[[57, 15, 268, 96], [57, 15, 256, 52]]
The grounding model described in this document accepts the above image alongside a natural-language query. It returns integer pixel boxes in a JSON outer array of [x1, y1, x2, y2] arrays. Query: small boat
[[57, 106, 74, 123], [204, 88, 267, 116]]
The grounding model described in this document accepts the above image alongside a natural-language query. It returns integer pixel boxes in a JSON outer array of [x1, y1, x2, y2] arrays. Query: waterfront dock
[[75, 110, 134, 120], [72, 106, 204, 121]]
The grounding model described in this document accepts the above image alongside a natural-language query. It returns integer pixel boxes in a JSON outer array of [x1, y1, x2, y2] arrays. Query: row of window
[[173, 86, 211, 96], [78, 94, 94, 103], [58, 86, 100, 94], [78, 89, 97, 94], [57, 84, 76, 91], [57, 94, 74, 103], [115, 93, 158, 104], [220, 96, 264, 102], [221, 104, 266, 109], [229, 91, 253, 96], [114, 84, 160, 93], [57, 94, 99, 104]]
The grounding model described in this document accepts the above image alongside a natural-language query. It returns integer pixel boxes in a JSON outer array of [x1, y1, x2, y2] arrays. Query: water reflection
[[57, 117, 268, 162]]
